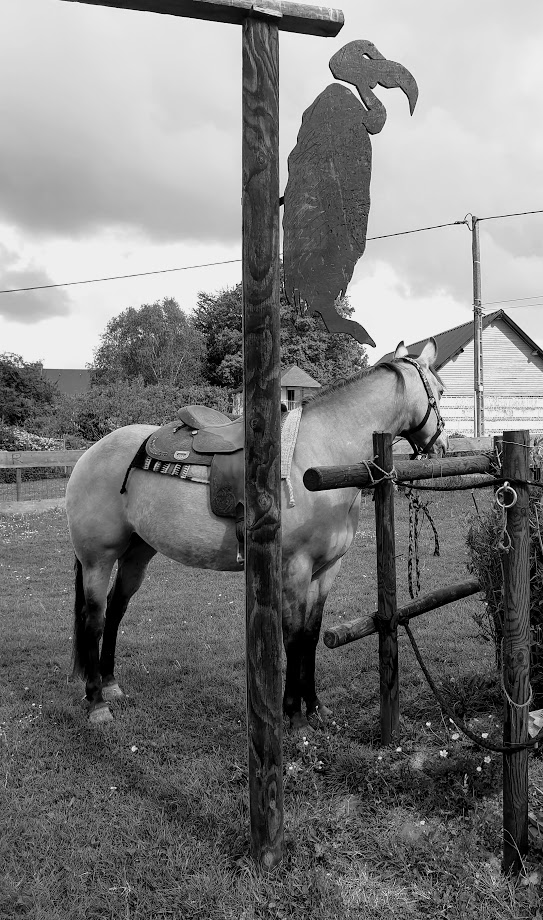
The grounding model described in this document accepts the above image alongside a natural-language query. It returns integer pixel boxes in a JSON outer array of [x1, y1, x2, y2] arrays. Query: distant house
[[42, 369, 91, 395], [377, 310, 543, 437], [280, 366, 321, 409]]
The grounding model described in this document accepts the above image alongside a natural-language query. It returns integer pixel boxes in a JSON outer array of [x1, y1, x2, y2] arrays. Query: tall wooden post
[[373, 431, 399, 744], [242, 12, 283, 869], [501, 429, 530, 873]]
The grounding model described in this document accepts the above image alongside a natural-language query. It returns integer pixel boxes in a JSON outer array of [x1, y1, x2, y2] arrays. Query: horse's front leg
[[301, 559, 342, 725], [282, 559, 311, 729]]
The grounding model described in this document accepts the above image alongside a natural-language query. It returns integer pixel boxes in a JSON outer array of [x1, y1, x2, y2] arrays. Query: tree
[[91, 297, 205, 387], [0, 353, 57, 425], [192, 279, 368, 388]]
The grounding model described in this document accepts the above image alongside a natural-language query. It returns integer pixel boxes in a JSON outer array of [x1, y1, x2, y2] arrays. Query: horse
[[66, 338, 447, 728]]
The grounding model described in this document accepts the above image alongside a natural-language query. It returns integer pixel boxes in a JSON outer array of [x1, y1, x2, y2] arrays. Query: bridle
[[399, 356, 445, 458]]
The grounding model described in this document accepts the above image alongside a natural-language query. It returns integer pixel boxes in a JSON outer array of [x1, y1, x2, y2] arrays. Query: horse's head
[[394, 338, 448, 458]]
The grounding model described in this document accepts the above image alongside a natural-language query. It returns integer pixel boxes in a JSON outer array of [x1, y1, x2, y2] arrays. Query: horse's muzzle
[[428, 430, 449, 458]]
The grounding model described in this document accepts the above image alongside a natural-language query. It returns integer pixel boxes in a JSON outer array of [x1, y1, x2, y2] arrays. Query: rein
[[399, 356, 445, 458]]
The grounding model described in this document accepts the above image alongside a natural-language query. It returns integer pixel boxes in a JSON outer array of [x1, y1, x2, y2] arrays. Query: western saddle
[[122, 405, 246, 561]]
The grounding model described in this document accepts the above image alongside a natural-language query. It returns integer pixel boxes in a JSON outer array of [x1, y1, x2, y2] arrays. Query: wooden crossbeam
[[60, 0, 344, 35]]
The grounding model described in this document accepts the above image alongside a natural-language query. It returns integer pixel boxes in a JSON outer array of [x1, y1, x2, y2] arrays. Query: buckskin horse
[[66, 339, 447, 728]]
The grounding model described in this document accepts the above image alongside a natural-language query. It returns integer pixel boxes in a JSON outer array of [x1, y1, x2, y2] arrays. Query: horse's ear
[[394, 341, 408, 360], [418, 337, 438, 368]]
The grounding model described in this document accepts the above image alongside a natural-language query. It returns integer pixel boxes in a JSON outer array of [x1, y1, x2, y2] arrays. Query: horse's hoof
[[308, 702, 333, 728], [290, 712, 308, 731], [102, 682, 124, 702], [88, 703, 113, 724]]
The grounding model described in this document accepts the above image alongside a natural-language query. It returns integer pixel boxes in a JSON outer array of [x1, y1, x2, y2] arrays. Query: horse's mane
[[301, 360, 405, 411], [301, 356, 443, 412]]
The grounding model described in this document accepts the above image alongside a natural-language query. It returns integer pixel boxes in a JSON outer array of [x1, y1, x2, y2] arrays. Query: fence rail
[[0, 450, 86, 469]]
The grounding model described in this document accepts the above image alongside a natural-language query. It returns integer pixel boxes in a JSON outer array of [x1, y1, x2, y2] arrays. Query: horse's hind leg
[[302, 559, 342, 725], [72, 553, 117, 723], [100, 534, 157, 700]]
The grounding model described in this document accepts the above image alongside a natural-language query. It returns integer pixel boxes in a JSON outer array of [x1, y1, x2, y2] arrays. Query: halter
[[399, 356, 445, 458]]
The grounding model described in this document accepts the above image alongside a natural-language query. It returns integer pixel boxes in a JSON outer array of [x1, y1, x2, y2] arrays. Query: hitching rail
[[306, 430, 531, 875], [323, 578, 482, 648], [303, 452, 493, 492]]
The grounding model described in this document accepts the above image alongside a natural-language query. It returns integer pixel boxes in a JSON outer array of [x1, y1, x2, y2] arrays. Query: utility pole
[[472, 216, 484, 436]]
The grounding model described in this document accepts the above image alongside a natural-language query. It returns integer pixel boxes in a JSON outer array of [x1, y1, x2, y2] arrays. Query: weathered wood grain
[[373, 433, 399, 744], [242, 15, 283, 870], [501, 430, 530, 873], [60, 0, 344, 35], [303, 453, 493, 492], [324, 578, 482, 648]]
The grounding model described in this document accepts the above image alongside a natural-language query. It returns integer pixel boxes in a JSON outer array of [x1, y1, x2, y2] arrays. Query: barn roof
[[376, 310, 543, 369], [42, 368, 91, 395], [281, 365, 321, 388]]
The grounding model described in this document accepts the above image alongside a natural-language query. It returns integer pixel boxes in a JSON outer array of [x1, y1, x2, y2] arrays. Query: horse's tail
[[72, 555, 87, 679]]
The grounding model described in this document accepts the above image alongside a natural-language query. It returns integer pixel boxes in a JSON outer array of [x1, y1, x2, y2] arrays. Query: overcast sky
[[1, 0, 542, 368]]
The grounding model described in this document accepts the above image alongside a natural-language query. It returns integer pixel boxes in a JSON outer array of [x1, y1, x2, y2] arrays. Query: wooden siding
[[440, 396, 543, 437], [440, 317, 543, 397]]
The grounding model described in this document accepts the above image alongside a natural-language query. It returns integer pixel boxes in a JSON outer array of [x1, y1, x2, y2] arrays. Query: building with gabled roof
[[42, 368, 91, 395], [280, 365, 321, 409], [378, 310, 543, 436]]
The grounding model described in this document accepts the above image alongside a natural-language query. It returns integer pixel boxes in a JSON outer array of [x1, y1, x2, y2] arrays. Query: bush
[[0, 424, 62, 451]]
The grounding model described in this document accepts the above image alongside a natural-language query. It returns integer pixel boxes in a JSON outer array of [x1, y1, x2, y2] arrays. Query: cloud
[[0, 243, 71, 323], [0, 0, 241, 243]]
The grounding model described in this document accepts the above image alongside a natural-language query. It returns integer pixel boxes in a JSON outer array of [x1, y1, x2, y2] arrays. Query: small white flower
[[425, 721, 431, 727], [481, 733, 489, 739], [439, 750, 448, 758], [476, 766, 482, 772], [451, 733, 460, 741], [395, 747, 402, 753], [130, 745, 138, 753], [377, 755, 383, 761], [484, 755, 491, 764], [420, 820, 426, 826]]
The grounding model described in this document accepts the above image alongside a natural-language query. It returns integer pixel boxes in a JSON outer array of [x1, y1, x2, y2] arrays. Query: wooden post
[[373, 431, 399, 744], [242, 12, 283, 869], [501, 429, 530, 873], [15, 468, 22, 501]]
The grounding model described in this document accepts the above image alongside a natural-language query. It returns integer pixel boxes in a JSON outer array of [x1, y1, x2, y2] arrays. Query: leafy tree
[[192, 280, 368, 389], [91, 297, 205, 387], [0, 353, 57, 425]]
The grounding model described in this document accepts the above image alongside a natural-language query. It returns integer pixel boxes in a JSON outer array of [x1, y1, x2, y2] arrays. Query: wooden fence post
[[373, 431, 399, 744], [501, 429, 530, 873], [242, 12, 283, 870]]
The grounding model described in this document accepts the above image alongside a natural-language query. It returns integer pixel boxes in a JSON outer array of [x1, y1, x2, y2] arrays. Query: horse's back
[[66, 424, 242, 571]]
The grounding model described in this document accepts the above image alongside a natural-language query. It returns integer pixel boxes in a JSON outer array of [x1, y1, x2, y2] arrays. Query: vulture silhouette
[[283, 40, 418, 347]]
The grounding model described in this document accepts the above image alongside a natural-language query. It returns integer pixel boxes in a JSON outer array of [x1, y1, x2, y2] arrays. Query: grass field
[[1, 490, 543, 919]]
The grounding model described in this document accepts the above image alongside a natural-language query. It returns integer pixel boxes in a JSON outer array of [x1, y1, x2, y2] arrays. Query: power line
[[0, 258, 243, 295], [0, 208, 541, 296], [479, 208, 543, 222], [482, 293, 543, 306]]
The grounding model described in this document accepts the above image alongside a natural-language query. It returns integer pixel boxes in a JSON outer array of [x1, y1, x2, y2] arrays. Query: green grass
[[1, 493, 543, 919]]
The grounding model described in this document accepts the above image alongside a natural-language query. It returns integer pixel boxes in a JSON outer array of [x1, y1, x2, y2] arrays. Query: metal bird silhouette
[[283, 40, 418, 347]]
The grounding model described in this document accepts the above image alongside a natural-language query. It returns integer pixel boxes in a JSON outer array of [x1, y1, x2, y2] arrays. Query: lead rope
[[405, 487, 440, 599]]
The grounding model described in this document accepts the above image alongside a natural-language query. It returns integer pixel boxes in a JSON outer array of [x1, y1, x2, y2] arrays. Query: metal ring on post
[[495, 481, 518, 509]]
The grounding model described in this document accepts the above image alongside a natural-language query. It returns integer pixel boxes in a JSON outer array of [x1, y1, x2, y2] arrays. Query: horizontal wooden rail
[[60, 0, 344, 36], [0, 450, 86, 469], [323, 578, 482, 649], [304, 454, 494, 492]]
